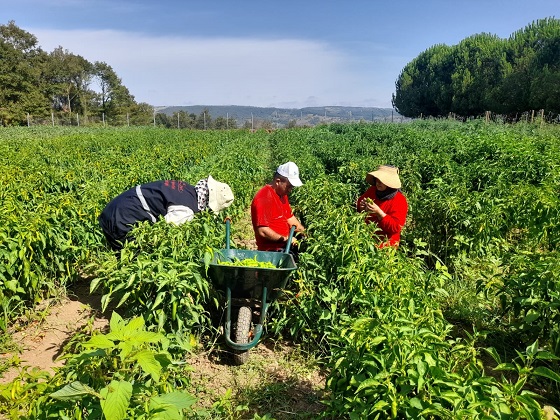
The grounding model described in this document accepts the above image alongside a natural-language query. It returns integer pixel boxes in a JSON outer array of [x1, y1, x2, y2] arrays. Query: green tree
[[449, 33, 509, 116], [128, 102, 154, 126], [0, 21, 49, 125], [214, 115, 237, 129], [172, 110, 196, 129], [46, 46, 93, 118], [393, 17, 560, 118], [155, 112, 172, 127], [525, 18, 560, 114], [195, 108, 211, 129], [392, 44, 454, 117], [93, 61, 138, 124]]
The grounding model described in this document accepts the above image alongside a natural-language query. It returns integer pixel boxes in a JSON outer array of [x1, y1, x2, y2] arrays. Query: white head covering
[[276, 161, 303, 187], [207, 175, 234, 212]]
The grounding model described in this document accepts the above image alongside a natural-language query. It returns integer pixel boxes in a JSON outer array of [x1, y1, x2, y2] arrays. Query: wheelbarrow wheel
[[233, 306, 252, 365]]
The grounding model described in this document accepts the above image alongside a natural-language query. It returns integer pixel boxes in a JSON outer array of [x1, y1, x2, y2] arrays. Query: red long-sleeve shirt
[[357, 187, 408, 247]]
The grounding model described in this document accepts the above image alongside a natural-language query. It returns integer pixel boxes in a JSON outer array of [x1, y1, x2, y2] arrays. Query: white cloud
[[32, 28, 394, 108]]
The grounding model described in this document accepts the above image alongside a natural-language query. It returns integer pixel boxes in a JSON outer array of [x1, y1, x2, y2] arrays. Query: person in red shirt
[[251, 161, 305, 252], [357, 165, 408, 247]]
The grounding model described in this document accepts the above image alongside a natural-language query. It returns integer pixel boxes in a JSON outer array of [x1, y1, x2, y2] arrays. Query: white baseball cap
[[277, 161, 303, 187]]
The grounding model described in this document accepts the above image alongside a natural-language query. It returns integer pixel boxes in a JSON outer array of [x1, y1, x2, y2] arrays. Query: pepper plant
[[0, 312, 196, 419]]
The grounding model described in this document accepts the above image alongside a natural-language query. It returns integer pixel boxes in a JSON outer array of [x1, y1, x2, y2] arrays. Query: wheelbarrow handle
[[284, 225, 296, 254], [225, 217, 232, 250], [226, 218, 294, 254]]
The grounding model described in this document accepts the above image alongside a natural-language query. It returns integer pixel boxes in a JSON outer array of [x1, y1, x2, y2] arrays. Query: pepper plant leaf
[[99, 380, 133, 420]]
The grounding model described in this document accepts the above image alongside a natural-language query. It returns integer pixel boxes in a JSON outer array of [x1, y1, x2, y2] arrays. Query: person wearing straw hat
[[99, 176, 234, 250], [251, 161, 305, 252], [357, 165, 408, 248]]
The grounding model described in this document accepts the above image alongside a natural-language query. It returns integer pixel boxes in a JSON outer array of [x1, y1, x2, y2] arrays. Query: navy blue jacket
[[98, 180, 199, 249]]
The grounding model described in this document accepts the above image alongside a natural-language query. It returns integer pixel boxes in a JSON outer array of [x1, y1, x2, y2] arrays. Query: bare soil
[[0, 281, 110, 384]]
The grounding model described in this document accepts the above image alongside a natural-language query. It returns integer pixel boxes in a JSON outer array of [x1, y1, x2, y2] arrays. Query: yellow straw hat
[[366, 165, 401, 189]]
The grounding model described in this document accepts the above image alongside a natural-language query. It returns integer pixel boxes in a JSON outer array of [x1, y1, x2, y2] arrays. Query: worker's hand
[[365, 198, 385, 219], [364, 198, 378, 213], [358, 199, 367, 211]]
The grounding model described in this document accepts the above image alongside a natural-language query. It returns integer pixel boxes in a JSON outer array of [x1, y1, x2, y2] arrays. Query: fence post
[[27, 113, 30, 127], [76, 113, 80, 126], [127, 113, 130, 127]]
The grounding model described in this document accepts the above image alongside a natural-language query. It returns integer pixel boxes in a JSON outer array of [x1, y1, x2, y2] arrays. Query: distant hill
[[155, 105, 405, 127]]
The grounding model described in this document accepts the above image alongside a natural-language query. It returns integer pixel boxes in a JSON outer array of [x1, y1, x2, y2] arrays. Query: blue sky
[[4, 0, 559, 109]]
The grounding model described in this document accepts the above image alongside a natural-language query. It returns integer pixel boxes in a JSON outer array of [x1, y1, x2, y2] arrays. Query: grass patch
[[187, 340, 326, 419]]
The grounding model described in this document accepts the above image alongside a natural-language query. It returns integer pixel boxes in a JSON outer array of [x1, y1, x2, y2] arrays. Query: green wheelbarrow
[[207, 219, 297, 364]]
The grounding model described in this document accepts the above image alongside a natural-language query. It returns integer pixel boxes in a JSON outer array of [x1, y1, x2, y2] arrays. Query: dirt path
[[0, 281, 110, 384]]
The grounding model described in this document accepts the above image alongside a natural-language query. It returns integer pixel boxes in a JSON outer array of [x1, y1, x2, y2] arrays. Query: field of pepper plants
[[1, 120, 560, 419]]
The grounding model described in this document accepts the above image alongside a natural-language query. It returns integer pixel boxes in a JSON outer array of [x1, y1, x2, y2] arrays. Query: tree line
[[392, 17, 560, 119], [0, 21, 158, 126], [0, 21, 283, 129], [155, 109, 240, 129]]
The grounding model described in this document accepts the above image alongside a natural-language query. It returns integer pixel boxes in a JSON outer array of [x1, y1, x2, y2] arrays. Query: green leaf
[[50, 381, 101, 401], [116, 291, 131, 308], [109, 312, 125, 333], [151, 291, 166, 310], [372, 400, 389, 410], [133, 349, 162, 381], [126, 331, 164, 346], [100, 380, 133, 420], [533, 366, 560, 383], [90, 277, 102, 293], [494, 362, 516, 372], [525, 340, 538, 357], [124, 316, 145, 332], [126, 272, 136, 288], [101, 293, 112, 313], [149, 391, 197, 413], [370, 336, 386, 346], [356, 378, 382, 392], [118, 341, 134, 360], [524, 311, 540, 324], [409, 397, 423, 409], [5, 280, 18, 293], [536, 351, 560, 361], [83, 334, 115, 349], [484, 347, 502, 365]]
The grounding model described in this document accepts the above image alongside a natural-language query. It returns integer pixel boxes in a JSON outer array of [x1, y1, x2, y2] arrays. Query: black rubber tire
[[233, 306, 252, 365]]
